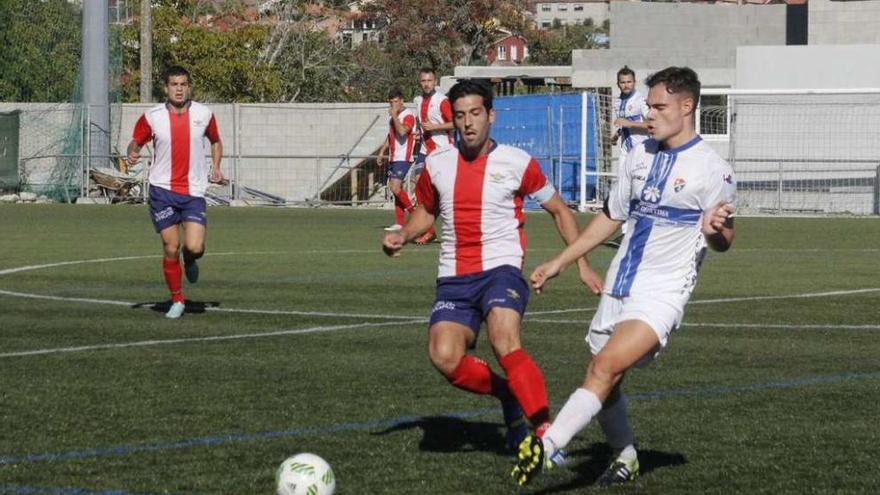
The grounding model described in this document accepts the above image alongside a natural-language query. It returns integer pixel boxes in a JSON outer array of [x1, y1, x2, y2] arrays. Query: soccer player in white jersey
[[382, 80, 604, 453], [512, 66, 736, 487], [605, 66, 651, 248], [377, 88, 417, 231], [125, 66, 223, 319], [411, 68, 454, 244]]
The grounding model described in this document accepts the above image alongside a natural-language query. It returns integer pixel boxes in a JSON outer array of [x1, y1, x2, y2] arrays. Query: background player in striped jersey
[[382, 80, 604, 452], [377, 88, 417, 232], [605, 66, 651, 248], [513, 66, 736, 487], [410, 68, 454, 244], [125, 66, 223, 319]]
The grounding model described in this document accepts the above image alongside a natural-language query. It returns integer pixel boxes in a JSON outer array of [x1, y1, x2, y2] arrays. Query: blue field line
[[1, 371, 878, 468], [0, 485, 164, 495]]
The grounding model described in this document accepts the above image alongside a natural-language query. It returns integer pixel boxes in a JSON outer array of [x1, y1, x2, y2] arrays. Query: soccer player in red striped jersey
[[377, 88, 417, 232], [125, 66, 223, 319], [382, 80, 604, 451], [411, 68, 453, 244]]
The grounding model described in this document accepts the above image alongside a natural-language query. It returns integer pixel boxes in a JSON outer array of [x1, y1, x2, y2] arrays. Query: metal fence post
[[874, 164, 880, 215], [777, 160, 783, 215]]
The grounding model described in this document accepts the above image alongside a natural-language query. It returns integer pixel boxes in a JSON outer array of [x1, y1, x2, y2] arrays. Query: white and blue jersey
[[604, 136, 737, 299], [614, 90, 649, 153]]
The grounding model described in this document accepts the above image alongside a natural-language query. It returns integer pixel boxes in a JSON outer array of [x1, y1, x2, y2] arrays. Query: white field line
[[526, 318, 880, 330], [2, 254, 878, 357], [0, 319, 424, 358]]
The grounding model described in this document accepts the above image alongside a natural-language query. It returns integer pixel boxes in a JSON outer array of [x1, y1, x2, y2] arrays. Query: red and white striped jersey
[[132, 101, 220, 198], [388, 109, 416, 162], [416, 142, 555, 277], [413, 91, 453, 155]]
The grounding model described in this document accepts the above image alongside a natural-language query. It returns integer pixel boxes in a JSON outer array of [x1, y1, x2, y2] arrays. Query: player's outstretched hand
[[701, 201, 734, 235], [382, 232, 405, 257], [530, 259, 562, 294], [578, 263, 604, 295]]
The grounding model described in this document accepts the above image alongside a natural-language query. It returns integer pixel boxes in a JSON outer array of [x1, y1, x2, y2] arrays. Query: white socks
[[542, 388, 603, 458]]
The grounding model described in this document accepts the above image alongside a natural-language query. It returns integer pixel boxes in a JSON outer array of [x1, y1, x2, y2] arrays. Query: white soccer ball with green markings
[[276, 453, 336, 495]]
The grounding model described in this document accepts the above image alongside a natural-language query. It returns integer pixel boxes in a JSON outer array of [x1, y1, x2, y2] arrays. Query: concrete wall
[[810, 0, 880, 45], [571, 2, 786, 90], [535, 1, 609, 29], [736, 44, 880, 89], [0, 102, 390, 201]]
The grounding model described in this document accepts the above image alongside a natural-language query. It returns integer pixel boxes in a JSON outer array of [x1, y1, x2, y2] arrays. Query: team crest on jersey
[[641, 185, 661, 203], [723, 173, 733, 184], [489, 171, 506, 183], [673, 177, 686, 193]]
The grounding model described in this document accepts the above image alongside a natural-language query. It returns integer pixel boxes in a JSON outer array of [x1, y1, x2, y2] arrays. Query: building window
[[558, 4, 568, 11], [541, 21, 551, 28], [497, 45, 507, 61], [541, 4, 551, 12], [574, 5, 584, 11]]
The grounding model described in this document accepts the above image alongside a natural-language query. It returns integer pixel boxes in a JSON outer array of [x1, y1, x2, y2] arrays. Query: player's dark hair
[[387, 87, 405, 100], [447, 80, 494, 111], [162, 65, 191, 85], [646, 66, 701, 103], [617, 65, 635, 80], [419, 67, 436, 76]]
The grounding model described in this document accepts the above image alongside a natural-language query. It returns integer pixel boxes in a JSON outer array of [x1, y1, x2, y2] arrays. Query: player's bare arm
[[382, 206, 435, 257], [530, 211, 621, 293], [210, 140, 224, 183], [541, 193, 603, 294], [702, 202, 736, 252], [422, 120, 454, 132], [126, 139, 142, 166], [614, 118, 650, 130]]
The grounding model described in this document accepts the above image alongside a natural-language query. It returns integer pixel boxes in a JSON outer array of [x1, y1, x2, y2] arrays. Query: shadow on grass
[[134, 300, 221, 314], [530, 443, 687, 494], [372, 415, 510, 454]]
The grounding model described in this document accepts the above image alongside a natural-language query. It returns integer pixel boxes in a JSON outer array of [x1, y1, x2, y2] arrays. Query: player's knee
[[162, 241, 180, 259], [588, 353, 623, 385], [388, 181, 402, 194], [428, 344, 461, 377], [185, 242, 205, 259]]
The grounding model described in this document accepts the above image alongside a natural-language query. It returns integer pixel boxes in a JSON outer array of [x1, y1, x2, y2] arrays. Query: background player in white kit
[[513, 66, 736, 487], [126, 66, 223, 319], [605, 66, 650, 248]]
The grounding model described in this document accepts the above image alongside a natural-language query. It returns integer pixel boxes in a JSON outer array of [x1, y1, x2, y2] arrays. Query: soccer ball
[[276, 453, 336, 495]]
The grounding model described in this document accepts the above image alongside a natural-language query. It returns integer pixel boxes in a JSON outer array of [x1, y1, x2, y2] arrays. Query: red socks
[[394, 190, 413, 225], [448, 355, 513, 401], [162, 257, 184, 303], [499, 349, 550, 427]]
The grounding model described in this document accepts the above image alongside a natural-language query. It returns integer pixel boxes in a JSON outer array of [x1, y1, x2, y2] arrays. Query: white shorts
[[587, 293, 686, 366]]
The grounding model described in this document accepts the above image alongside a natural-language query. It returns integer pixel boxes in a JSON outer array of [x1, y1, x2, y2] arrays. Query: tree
[[526, 20, 608, 66], [0, 0, 81, 102], [121, 2, 283, 102]]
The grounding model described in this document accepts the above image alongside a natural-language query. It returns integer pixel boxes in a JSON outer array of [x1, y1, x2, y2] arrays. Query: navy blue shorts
[[412, 153, 426, 176], [148, 186, 207, 233], [388, 160, 412, 181], [429, 265, 530, 339]]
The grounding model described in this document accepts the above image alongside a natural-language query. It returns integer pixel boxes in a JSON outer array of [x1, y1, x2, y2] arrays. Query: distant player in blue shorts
[[377, 88, 417, 232], [125, 66, 223, 319]]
